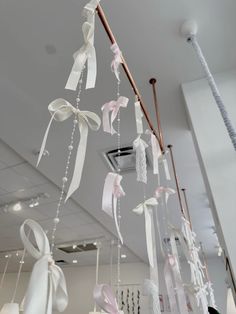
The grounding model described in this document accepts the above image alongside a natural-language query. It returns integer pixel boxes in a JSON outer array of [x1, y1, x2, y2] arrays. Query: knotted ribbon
[[102, 172, 125, 244], [132, 198, 158, 268], [143, 279, 161, 314], [145, 130, 162, 175], [20, 219, 68, 314], [134, 101, 144, 135], [65, 0, 100, 90], [93, 284, 123, 314], [37, 98, 101, 201], [133, 136, 148, 184], [101, 97, 128, 135], [111, 43, 123, 81]]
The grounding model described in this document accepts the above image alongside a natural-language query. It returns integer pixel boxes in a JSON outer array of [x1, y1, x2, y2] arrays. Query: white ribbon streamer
[[37, 98, 101, 201], [143, 279, 161, 314], [111, 43, 123, 81], [132, 198, 158, 268], [101, 97, 129, 135], [133, 136, 148, 184], [164, 256, 179, 314], [162, 157, 171, 180], [134, 101, 144, 135], [146, 130, 162, 175], [102, 172, 125, 244], [20, 219, 68, 314], [65, 0, 100, 90]]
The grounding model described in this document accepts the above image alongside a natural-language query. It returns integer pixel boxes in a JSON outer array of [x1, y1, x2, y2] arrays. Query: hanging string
[[109, 240, 114, 287], [94, 242, 101, 312], [0, 255, 12, 289], [188, 35, 236, 150], [50, 69, 84, 254], [11, 248, 27, 303]]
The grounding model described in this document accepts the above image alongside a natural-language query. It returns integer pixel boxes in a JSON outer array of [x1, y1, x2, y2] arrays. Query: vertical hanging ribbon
[[36, 99, 101, 201], [133, 135, 148, 184], [134, 101, 144, 135], [65, 0, 100, 90], [164, 256, 179, 314], [20, 219, 68, 314], [132, 198, 158, 268], [143, 279, 161, 314], [111, 43, 123, 82], [0, 304, 19, 314], [189, 35, 236, 150], [162, 157, 171, 180], [93, 284, 124, 314], [101, 97, 129, 135], [102, 172, 125, 244], [145, 130, 162, 175]]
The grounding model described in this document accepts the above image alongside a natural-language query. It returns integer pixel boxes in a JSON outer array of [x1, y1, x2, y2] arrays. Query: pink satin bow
[[155, 186, 175, 203], [102, 172, 125, 244], [101, 97, 128, 135], [111, 43, 122, 81], [93, 284, 122, 314]]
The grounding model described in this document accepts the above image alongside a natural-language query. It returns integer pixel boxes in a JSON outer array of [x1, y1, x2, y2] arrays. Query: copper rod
[[96, 4, 163, 151], [167, 145, 185, 216], [149, 78, 165, 152], [181, 188, 193, 230]]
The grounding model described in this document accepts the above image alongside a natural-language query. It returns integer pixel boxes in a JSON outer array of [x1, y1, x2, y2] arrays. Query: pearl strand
[[50, 70, 84, 255]]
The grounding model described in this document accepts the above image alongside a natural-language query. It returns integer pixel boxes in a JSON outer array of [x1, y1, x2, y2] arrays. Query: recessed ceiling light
[[19, 260, 24, 264], [121, 254, 127, 259], [12, 202, 22, 212], [72, 259, 78, 264], [72, 244, 77, 249]]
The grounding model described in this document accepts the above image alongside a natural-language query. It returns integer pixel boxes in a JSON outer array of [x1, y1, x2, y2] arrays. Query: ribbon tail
[[164, 259, 179, 314], [162, 158, 171, 180], [65, 121, 88, 202], [144, 207, 154, 268], [151, 134, 161, 175], [65, 52, 87, 91], [113, 196, 123, 245], [86, 46, 97, 89], [37, 113, 56, 167]]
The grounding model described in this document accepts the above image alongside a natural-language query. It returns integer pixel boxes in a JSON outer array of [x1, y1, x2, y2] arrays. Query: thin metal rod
[[149, 78, 165, 152], [167, 145, 185, 216], [96, 4, 163, 152], [181, 188, 193, 230]]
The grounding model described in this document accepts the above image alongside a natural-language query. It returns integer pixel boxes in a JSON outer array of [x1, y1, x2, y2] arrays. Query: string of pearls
[[116, 76, 122, 306], [50, 69, 84, 255]]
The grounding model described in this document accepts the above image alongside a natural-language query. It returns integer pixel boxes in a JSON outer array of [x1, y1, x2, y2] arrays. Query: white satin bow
[[20, 219, 68, 314], [133, 136, 148, 184], [132, 198, 158, 268], [65, 0, 100, 90], [143, 279, 161, 314], [102, 172, 125, 244], [111, 43, 122, 81], [101, 97, 129, 135], [37, 98, 101, 201]]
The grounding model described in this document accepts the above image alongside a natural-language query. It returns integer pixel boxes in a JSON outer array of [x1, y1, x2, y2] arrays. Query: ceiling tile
[[0, 141, 23, 166], [61, 213, 95, 228], [36, 199, 82, 218], [0, 168, 33, 192], [12, 163, 47, 185]]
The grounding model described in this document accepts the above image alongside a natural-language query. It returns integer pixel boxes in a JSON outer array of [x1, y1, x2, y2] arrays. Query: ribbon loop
[[111, 43, 123, 81], [133, 198, 158, 268], [102, 173, 125, 244], [20, 219, 68, 314], [133, 136, 148, 184], [93, 284, 123, 314], [101, 97, 129, 135], [37, 98, 101, 201]]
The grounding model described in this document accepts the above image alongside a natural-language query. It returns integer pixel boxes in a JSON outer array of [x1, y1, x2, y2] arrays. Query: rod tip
[[149, 78, 157, 85], [181, 188, 186, 191], [180, 20, 198, 38], [167, 144, 173, 148]]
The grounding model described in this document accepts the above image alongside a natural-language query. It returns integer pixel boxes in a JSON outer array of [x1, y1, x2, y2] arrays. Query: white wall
[[0, 258, 227, 313], [182, 70, 236, 295]]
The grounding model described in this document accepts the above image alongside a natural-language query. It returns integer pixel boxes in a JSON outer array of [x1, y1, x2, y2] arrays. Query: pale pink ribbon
[[20, 219, 68, 314], [102, 172, 125, 244], [37, 98, 101, 201], [93, 284, 123, 314], [133, 135, 148, 184], [132, 198, 158, 268], [101, 97, 129, 135], [65, 0, 100, 90], [155, 186, 175, 204], [111, 43, 123, 81], [146, 130, 162, 174]]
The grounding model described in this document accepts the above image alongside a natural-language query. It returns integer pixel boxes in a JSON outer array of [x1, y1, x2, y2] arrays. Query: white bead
[[62, 177, 68, 183], [68, 145, 73, 151], [52, 235, 55, 239], [118, 244, 121, 248], [73, 119, 78, 125], [54, 217, 60, 224], [76, 97, 80, 102], [118, 215, 121, 219]]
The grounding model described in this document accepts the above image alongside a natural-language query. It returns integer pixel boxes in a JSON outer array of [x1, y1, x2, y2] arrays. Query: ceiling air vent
[[58, 242, 97, 254], [103, 146, 150, 172]]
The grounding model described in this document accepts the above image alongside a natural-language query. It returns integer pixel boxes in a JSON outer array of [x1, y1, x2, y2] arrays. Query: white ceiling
[[1, 0, 235, 270]]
